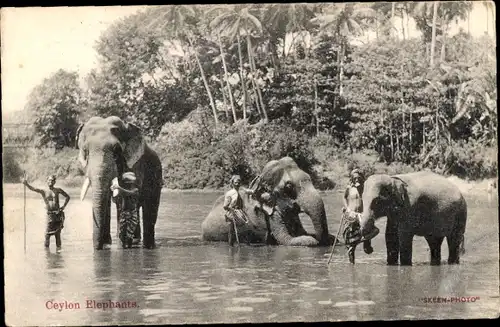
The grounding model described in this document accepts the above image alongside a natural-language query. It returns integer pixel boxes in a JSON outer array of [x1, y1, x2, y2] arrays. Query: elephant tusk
[[80, 177, 91, 201]]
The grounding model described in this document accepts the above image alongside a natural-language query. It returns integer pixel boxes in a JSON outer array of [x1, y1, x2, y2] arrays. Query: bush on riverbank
[[4, 147, 84, 186], [155, 109, 333, 189], [6, 114, 496, 189]]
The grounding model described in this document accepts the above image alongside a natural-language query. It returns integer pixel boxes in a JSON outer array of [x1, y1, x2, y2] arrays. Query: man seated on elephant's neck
[[343, 169, 374, 263], [223, 175, 255, 246]]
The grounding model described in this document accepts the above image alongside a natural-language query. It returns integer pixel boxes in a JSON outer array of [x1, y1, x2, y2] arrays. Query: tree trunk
[[406, 7, 410, 38], [409, 111, 412, 156], [189, 36, 218, 127], [435, 104, 439, 145], [314, 78, 319, 136], [390, 121, 394, 161], [440, 23, 447, 63], [430, 1, 439, 67], [401, 9, 406, 40], [486, 5, 489, 36], [219, 73, 229, 120], [339, 39, 345, 97], [237, 33, 247, 121], [218, 34, 237, 123], [247, 31, 268, 122], [423, 123, 426, 153], [391, 3, 396, 38]]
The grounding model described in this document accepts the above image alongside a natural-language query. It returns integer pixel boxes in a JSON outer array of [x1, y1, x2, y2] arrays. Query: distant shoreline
[[3, 175, 495, 198]]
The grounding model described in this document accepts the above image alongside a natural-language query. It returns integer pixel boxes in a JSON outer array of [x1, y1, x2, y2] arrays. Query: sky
[[1, 2, 496, 115]]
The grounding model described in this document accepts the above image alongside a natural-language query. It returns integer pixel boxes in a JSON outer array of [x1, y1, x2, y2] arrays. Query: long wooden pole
[[23, 171, 27, 254], [327, 213, 346, 264]]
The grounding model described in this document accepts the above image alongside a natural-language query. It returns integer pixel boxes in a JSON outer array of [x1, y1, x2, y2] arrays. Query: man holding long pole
[[22, 174, 71, 252]]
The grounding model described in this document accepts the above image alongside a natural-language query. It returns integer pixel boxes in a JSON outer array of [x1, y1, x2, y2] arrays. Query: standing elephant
[[359, 171, 467, 266], [201, 157, 333, 246], [77, 116, 162, 250]]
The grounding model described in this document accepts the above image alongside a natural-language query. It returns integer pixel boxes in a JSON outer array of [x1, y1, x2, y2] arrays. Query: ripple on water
[[226, 306, 254, 312], [318, 300, 332, 305], [300, 281, 318, 287], [233, 297, 272, 304], [146, 294, 163, 300], [194, 296, 220, 302], [220, 285, 251, 292], [334, 300, 376, 307]]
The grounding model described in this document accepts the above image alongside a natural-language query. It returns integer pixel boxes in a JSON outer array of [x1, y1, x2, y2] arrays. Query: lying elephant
[[359, 171, 467, 266], [201, 157, 334, 246], [201, 185, 322, 246]]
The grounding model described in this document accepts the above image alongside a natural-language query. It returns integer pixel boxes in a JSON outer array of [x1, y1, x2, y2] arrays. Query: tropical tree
[[483, 1, 495, 37], [210, 4, 269, 122], [310, 3, 375, 97], [25, 69, 83, 148], [146, 5, 219, 126]]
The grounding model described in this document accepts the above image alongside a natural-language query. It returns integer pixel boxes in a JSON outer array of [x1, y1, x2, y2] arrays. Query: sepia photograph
[[2, 2, 499, 325]]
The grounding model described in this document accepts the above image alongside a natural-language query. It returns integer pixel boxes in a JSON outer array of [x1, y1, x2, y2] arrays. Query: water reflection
[[3, 191, 499, 324]]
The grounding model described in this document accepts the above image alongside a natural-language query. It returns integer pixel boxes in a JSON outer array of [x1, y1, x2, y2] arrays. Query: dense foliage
[[10, 3, 497, 186], [24, 69, 82, 148]]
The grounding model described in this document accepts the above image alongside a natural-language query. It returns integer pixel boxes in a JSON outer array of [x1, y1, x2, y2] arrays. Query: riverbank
[[3, 175, 496, 199]]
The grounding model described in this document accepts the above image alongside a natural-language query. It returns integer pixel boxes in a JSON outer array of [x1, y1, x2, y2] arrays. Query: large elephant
[[359, 171, 467, 266], [77, 116, 162, 250], [201, 185, 320, 246], [201, 157, 333, 246]]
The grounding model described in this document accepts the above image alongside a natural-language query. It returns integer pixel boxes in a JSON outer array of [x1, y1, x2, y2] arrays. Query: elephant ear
[[75, 123, 88, 168], [121, 122, 146, 168], [391, 177, 409, 211], [259, 160, 285, 191]]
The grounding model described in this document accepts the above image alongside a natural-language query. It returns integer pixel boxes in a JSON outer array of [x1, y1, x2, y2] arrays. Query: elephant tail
[[454, 198, 467, 255]]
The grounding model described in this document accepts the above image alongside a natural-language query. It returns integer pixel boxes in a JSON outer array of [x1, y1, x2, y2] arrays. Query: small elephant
[[359, 171, 467, 266], [77, 116, 162, 250]]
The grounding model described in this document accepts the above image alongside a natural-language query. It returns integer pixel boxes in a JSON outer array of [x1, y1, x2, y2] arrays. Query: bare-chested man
[[342, 168, 376, 263], [23, 175, 71, 251]]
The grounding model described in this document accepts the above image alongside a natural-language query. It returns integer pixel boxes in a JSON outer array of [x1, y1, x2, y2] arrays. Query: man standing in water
[[223, 174, 255, 246], [342, 168, 377, 263], [23, 175, 71, 252]]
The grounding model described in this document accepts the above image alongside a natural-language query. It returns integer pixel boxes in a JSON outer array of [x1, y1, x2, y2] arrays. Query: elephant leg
[[398, 231, 414, 266], [446, 234, 462, 265], [142, 198, 159, 249], [385, 220, 400, 265], [363, 240, 374, 254], [425, 236, 444, 265]]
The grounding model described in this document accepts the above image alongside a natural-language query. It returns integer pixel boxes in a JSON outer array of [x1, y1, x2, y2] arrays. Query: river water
[[3, 186, 499, 325]]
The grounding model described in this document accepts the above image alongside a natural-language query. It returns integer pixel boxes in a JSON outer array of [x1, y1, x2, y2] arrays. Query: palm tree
[[146, 5, 219, 126], [210, 4, 268, 122], [483, 1, 495, 37], [262, 3, 318, 60], [414, 1, 439, 66], [207, 5, 238, 123], [310, 3, 375, 97], [430, 1, 439, 67]]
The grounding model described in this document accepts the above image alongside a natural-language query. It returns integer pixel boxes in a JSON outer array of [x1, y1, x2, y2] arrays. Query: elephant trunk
[[296, 185, 329, 245], [360, 196, 377, 238], [88, 154, 118, 249]]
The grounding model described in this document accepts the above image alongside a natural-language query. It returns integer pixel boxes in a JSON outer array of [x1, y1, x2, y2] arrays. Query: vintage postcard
[[2, 3, 499, 326]]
